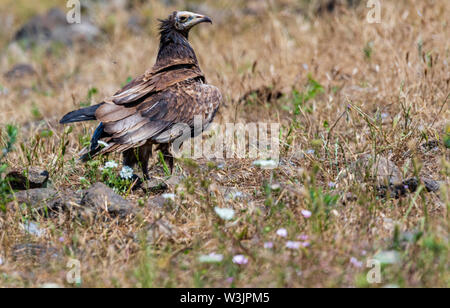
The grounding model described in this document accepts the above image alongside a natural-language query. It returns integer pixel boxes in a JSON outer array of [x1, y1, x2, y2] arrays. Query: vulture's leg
[[159, 143, 174, 174], [137, 142, 153, 180], [122, 148, 138, 170]]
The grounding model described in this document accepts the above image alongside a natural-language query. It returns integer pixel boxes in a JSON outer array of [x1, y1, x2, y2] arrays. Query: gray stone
[[81, 183, 135, 218], [348, 155, 403, 185], [11, 243, 60, 264], [147, 195, 172, 210], [13, 7, 101, 48], [12, 188, 59, 210], [11, 188, 82, 215], [7, 167, 49, 190], [4, 64, 36, 80]]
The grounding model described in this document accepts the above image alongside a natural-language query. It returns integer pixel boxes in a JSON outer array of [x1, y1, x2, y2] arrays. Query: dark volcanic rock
[[7, 167, 49, 190], [81, 183, 135, 217], [13, 7, 100, 47], [377, 177, 442, 199], [403, 177, 441, 193], [4, 64, 36, 80]]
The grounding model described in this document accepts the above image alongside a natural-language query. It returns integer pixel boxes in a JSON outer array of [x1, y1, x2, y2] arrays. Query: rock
[[12, 188, 59, 211], [81, 183, 135, 218], [13, 7, 101, 48], [11, 184, 136, 219], [11, 243, 60, 263], [143, 176, 181, 193], [377, 177, 441, 199], [12, 188, 82, 215], [20, 221, 46, 237], [145, 179, 168, 193], [4, 64, 36, 80], [344, 155, 442, 199], [403, 177, 441, 193], [147, 195, 173, 210], [421, 140, 440, 152], [7, 167, 49, 190], [349, 155, 402, 185]]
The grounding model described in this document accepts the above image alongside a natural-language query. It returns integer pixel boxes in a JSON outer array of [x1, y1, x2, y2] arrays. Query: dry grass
[[0, 0, 448, 287]]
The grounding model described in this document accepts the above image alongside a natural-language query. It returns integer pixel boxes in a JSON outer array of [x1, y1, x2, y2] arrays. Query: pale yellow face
[[174, 11, 212, 31]]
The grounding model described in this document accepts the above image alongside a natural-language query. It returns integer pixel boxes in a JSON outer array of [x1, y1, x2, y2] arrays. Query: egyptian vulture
[[60, 11, 222, 179]]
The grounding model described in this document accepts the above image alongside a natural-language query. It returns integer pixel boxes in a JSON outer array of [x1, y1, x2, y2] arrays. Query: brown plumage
[[60, 11, 222, 179]]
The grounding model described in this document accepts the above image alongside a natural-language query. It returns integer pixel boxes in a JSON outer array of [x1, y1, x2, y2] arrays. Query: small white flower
[[232, 255, 248, 265], [104, 161, 118, 169], [301, 242, 310, 248], [0, 256, 3, 266], [214, 207, 235, 221], [286, 241, 301, 249], [301, 210, 312, 219], [276, 228, 288, 238], [297, 234, 309, 241], [119, 166, 134, 179], [199, 253, 224, 263], [264, 242, 274, 249]]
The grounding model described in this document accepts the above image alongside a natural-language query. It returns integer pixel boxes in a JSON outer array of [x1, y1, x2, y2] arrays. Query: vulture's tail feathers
[[79, 146, 103, 162], [78, 123, 110, 162], [59, 104, 102, 124]]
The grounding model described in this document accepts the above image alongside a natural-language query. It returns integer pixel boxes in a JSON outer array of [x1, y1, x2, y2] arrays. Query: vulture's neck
[[154, 23, 199, 71]]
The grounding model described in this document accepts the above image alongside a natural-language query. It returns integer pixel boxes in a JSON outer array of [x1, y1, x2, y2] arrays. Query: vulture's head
[[161, 11, 212, 37]]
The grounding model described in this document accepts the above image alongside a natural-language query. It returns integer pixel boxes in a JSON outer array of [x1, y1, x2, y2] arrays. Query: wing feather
[[91, 78, 221, 156], [104, 65, 204, 106]]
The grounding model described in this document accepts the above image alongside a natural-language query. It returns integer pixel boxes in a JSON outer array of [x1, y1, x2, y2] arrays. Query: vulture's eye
[[179, 16, 188, 22]]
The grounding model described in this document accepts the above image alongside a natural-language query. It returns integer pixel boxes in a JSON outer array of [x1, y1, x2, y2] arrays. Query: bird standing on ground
[[60, 11, 222, 179]]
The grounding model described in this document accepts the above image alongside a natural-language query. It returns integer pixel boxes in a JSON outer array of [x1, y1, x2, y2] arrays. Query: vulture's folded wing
[[104, 62, 205, 106], [94, 82, 221, 154]]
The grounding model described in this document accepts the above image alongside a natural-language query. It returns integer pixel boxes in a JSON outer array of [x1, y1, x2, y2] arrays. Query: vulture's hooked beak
[[192, 14, 213, 26]]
